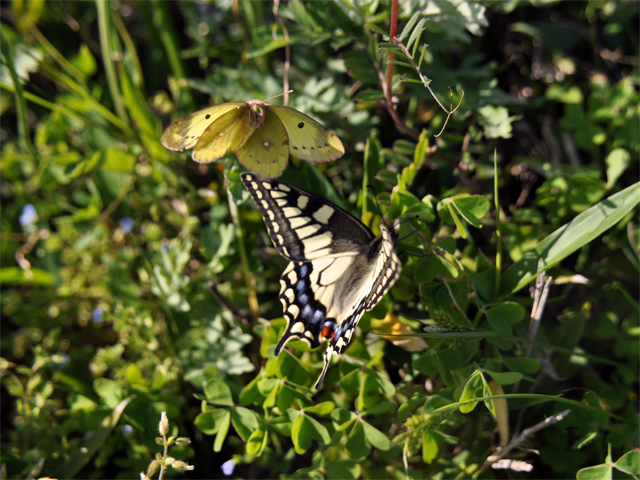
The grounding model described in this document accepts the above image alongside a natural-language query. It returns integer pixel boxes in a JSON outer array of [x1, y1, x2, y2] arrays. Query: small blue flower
[[221, 459, 235, 476], [119, 217, 134, 234], [19, 204, 37, 227], [92, 308, 104, 323], [122, 424, 134, 437]]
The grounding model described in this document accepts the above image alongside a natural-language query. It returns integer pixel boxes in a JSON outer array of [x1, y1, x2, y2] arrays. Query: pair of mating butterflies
[[161, 99, 345, 178]]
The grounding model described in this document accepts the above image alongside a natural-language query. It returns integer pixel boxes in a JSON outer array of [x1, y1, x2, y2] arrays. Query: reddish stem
[[386, 0, 398, 98]]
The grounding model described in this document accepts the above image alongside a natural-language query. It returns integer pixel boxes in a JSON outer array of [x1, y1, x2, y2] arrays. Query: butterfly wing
[[193, 105, 256, 163], [161, 102, 245, 151], [236, 108, 290, 178], [316, 224, 400, 388], [268, 105, 345, 163], [240, 172, 400, 389], [241, 172, 373, 347]]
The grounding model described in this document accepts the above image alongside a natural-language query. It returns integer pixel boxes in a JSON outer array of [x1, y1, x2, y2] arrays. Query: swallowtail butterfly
[[241, 172, 401, 388]]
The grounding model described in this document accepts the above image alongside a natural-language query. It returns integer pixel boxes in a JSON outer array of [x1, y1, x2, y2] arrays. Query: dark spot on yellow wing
[[310, 147, 315, 150], [298, 122, 304, 128], [302, 146, 306, 149], [293, 146, 298, 150], [205, 114, 211, 119], [282, 140, 289, 146]]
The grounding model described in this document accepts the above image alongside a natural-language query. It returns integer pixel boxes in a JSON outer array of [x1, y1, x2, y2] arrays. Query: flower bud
[[159, 411, 169, 436]]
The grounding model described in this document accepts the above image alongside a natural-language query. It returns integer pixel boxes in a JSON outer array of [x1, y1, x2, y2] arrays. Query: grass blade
[[501, 181, 640, 295]]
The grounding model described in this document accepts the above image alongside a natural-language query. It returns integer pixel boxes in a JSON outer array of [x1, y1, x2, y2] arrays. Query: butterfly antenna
[[264, 90, 294, 103], [366, 184, 385, 219]]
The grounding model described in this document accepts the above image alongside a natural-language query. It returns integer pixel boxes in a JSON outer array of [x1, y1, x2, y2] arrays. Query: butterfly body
[[162, 101, 344, 178], [241, 173, 400, 388]]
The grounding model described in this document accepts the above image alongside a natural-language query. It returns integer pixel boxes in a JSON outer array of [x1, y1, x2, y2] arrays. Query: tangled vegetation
[[1, 1, 638, 479]]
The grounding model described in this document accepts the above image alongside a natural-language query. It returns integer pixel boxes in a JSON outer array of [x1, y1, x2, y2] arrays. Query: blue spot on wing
[[302, 304, 313, 319], [296, 280, 305, 293]]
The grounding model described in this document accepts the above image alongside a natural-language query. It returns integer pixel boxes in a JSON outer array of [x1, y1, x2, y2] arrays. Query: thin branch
[[441, 278, 473, 327], [525, 260, 552, 357], [373, 58, 420, 140], [15, 229, 51, 276], [480, 409, 571, 474], [206, 281, 251, 329], [628, 222, 639, 260], [386, 0, 399, 100], [272, 0, 291, 105], [390, 39, 464, 138], [97, 176, 133, 223]]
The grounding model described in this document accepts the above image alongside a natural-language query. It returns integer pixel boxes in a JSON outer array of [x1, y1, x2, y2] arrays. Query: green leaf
[[501, 182, 640, 295], [54, 396, 134, 479], [398, 12, 421, 41], [67, 148, 136, 179], [605, 148, 631, 189], [422, 431, 438, 464], [345, 420, 370, 460], [291, 412, 311, 454], [213, 410, 231, 452], [357, 371, 380, 412], [93, 378, 123, 409], [363, 401, 395, 416], [364, 22, 388, 37], [483, 370, 522, 385], [0, 267, 56, 286], [459, 370, 484, 413], [246, 428, 268, 457], [231, 407, 258, 442], [361, 420, 390, 450], [614, 450, 640, 476], [477, 105, 516, 139], [306, 415, 331, 445], [450, 196, 491, 228], [203, 378, 234, 407], [503, 357, 540, 374], [304, 401, 335, 416], [413, 351, 439, 376], [576, 465, 612, 480], [326, 460, 361, 480], [194, 408, 229, 435]]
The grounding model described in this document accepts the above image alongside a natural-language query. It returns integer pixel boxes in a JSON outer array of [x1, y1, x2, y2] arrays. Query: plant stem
[[96, 0, 129, 124]]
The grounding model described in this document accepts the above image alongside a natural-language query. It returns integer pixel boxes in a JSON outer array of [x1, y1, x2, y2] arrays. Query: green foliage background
[[1, 1, 638, 479]]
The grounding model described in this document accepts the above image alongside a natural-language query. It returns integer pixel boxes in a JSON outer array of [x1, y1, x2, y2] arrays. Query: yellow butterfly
[[161, 99, 345, 178]]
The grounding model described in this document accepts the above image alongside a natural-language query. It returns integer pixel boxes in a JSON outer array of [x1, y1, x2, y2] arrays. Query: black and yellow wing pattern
[[241, 172, 401, 388]]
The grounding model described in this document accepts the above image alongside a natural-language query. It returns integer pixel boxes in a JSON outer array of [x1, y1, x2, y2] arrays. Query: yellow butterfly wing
[[161, 102, 245, 151], [268, 105, 345, 163], [192, 105, 256, 163], [236, 108, 289, 178]]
